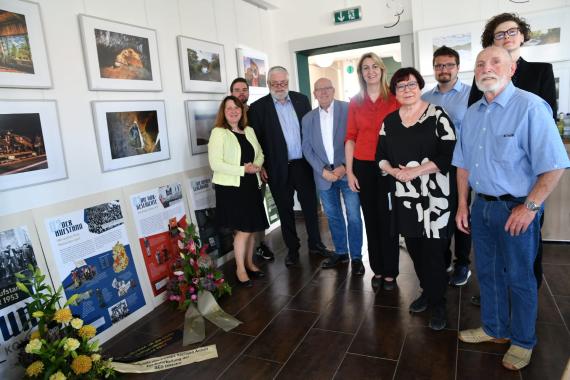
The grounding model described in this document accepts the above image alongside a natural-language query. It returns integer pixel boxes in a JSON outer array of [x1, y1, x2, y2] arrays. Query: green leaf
[[16, 281, 30, 294]]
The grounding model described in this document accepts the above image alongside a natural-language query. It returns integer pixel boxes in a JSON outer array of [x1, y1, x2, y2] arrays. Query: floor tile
[[334, 353, 396, 379]]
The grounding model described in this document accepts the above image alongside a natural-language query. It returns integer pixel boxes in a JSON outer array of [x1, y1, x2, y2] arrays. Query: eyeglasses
[[434, 63, 457, 71], [314, 86, 333, 92], [270, 80, 288, 88], [395, 81, 418, 92], [494, 27, 520, 40]]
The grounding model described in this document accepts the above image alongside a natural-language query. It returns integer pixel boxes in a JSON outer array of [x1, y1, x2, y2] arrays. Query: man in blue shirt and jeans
[[453, 46, 569, 371], [422, 46, 472, 287]]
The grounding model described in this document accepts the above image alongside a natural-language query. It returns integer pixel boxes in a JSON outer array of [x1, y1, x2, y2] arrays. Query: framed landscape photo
[[0, 0, 52, 88], [177, 36, 227, 93], [185, 100, 220, 155], [521, 8, 570, 63], [236, 47, 268, 93], [79, 14, 162, 91], [91, 100, 170, 171], [0, 100, 66, 191]]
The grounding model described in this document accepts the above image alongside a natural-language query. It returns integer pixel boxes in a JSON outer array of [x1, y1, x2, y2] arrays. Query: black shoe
[[382, 278, 396, 291], [371, 276, 383, 289], [237, 278, 252, 287], [285, 251, 299, 267], [409, 294, 428, 313], [351, 259, 365, 276], [256, 243, 275, 261], [322, 254, 349, 269], [471, 295, 481, 307], [246, 269, 265, 278], [429, 305, 447, 331], [309, 243, 334, 258]]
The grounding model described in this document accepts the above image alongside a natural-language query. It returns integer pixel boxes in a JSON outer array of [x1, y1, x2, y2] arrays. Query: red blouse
[[345, 93, 400, 161]]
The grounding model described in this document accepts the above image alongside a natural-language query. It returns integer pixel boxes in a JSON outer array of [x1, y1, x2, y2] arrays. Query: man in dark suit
[[302, 78, 364, 274], [249, 66, 331, 266]]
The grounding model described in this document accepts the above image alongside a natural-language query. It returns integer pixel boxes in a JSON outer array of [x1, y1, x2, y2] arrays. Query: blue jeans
[[319, 179, 363, 260], [471, 195, 542, 349]]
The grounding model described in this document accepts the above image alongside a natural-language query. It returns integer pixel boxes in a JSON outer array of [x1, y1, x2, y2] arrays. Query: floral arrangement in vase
[[166, 222, 231, 310], [16, 266, 116, 380]]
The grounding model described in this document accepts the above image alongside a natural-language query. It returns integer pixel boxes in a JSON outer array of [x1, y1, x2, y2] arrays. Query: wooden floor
[[104, 218, 570, 379]]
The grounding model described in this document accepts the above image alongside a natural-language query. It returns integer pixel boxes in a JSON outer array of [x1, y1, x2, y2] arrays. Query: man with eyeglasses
[[249, 66, 332, 267], [467, 12, 557, 307], [301, 78, 364, 273], [422, 46, 472, 287], [229, 77, 276, 262]]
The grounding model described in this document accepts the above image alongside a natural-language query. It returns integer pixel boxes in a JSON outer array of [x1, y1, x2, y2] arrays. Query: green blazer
[[208, 126, 264, 187]]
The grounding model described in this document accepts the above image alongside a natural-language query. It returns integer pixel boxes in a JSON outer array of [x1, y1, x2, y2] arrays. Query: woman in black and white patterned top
[[376, 67, 457, 331]]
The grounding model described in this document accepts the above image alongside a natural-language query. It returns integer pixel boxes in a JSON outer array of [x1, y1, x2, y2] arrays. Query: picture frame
[[78, 14, 162, 91], [521, 8, 570, 64], [553, 62, 570, 114], [416, 21, 483, 75], [177, 36, 227, 93], [0, 100, 67, 191], [91, 100, 170, 172], [185, 99, 221, 155], [236, 47, 269, 93], [0, 0, 52, 88]]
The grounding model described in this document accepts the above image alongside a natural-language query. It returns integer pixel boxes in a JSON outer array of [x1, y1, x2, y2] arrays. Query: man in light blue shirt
[[453, 46, 569, 371], [422, 46, 472, 287]]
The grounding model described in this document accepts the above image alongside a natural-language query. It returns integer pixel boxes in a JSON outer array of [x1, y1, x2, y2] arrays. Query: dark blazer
[[467, 57, 557, 119], [248, 91, 312, 187], [301, 100, 349, 191]]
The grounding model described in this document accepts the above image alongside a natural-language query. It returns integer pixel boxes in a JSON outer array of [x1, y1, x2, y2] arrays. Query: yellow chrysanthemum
[[71, 355, 92, 375], [70, 318, 83, 329], [49, 371, 67, 380], [25, 361, 44, 377], [63, 337, 80, 352], [78, 325, 97, 339], [30, 330, 40, 340], [25, 338, 42, 353], [91, 353, 101, 362], [53, 308, 73, 324]]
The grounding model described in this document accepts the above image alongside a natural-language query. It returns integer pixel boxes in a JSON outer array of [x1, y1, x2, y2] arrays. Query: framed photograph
[[0, 100, 66, 191], [91, 100, 170, 171], [553, 62, 570, 114], [417, 22, 483, 75], [0, 0, 52, 88], [236, 47, 268, 93], [521, 8, 570, 63], [177, 36, 227, 93], [185, 99, 220, 155], [79, 14, 162, 91]]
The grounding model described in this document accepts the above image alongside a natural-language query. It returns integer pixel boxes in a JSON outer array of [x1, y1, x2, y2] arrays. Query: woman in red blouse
[[345, 52, 400, 289]]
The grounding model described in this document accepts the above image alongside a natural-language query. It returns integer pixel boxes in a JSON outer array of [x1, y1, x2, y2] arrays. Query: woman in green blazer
[[208, 96, 269, 287]]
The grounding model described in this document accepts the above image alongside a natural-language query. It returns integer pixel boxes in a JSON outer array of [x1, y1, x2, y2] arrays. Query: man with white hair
[[249, 66, 332, 267], [453, 46, 569, 370]]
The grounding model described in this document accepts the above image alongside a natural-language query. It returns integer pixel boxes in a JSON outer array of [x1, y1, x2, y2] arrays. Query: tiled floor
[[104, 218, 570, 379]]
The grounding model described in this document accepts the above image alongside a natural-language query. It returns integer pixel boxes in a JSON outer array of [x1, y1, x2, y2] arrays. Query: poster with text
[[44, 201, 146, 335], [130, 183, 187, 297], [0, 225, 40, 379], [188, 176, 233, 260]]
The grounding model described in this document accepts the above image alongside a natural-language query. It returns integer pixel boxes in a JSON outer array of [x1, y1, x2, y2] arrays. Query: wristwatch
[[524, 199, 541, 212]]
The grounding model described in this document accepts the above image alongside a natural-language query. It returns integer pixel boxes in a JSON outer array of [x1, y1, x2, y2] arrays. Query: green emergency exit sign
[[334, 7, 362, 24]]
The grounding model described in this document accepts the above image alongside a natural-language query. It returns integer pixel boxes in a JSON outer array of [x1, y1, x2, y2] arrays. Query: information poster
[[44, 201, 146, 335], [188, 176, 233, 259], [130, 183, 187, 297], [0, 225, 40, 379], [264, 185, 280, 225]]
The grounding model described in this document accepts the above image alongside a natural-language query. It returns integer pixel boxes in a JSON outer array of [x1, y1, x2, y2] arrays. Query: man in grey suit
[[301, 78, 364, 274]]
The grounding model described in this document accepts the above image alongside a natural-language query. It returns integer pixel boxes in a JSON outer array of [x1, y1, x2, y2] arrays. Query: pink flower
[[178, 275, 185, 281], [207, 273, 213, 279], [192, 278, 199, 285], [189, 287, 195, 294], [191, 294, 197, 301], [219, 278, 224, 283], [169, 295, 176, 301]]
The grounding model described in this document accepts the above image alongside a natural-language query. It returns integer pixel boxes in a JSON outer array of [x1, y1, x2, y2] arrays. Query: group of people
[[207, 13, 569, 371]]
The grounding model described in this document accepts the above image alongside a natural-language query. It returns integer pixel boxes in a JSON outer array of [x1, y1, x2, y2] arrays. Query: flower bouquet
[[166, 222, 240, 345], [166, 222, 231, 310], [16, 266, 116, 380]]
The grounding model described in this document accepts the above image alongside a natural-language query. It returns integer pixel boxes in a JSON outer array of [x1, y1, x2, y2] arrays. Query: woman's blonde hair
[[214, 96, 248, 130], [355, 52, 390, 102]]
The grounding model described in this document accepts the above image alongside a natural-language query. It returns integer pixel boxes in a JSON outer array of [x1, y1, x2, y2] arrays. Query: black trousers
[[405, 237, 449, 307], [353, 159, 399, 277], [269, 159, 322, 253], [446, 191, 472, 268]]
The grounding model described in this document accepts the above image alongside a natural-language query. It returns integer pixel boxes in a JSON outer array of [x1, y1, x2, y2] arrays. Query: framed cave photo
[[0, 100, 67, 191], [236, 46, 268, 93], [0, 0, 52, 88], [91, 100, 170, 172], [177, 36, 227, 93], [79, 14, 162, 91]]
